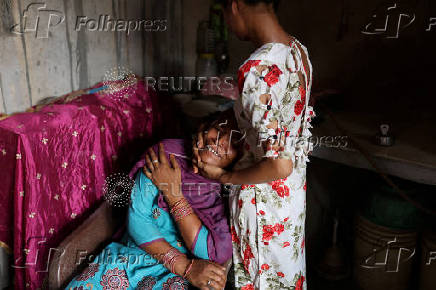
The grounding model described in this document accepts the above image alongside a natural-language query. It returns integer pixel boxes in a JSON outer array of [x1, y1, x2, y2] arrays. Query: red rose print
[[301, 238, 305, 253], [283, 241, 290, 248], [262, 225, 275, 241], [277, 272, 285, 278], [294, 100, 304, 116], [241, 283, 254, 290], [238, 60, 261, 93], [284, 217, 289, 222], [274, 223, 285, 235], [251, 198, 256, 204], [294, 86, 306, 116], [264, 65, 283, 87], [243, 243, 255, 272], [259, 210, 265, 215], [299, 85, 306, 102], [283, 185, 290, 197], [261, 264, 270, 270], [238, 199, 243, 208], [303, 182, 307, 191], [295, 275, 305, 290], [264, 242, 269, 245], [231, 226, 240, 245], [269, 179, 290, 198]]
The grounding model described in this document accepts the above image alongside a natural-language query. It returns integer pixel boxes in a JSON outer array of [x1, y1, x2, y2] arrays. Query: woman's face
[[197, 126, 238, 169]]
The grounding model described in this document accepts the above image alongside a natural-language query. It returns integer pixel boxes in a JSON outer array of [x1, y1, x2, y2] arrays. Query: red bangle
[[183, 259, 194, 279]]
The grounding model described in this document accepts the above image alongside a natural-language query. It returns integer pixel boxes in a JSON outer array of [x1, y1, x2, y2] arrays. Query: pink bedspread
[[0, 80, 175, 289]]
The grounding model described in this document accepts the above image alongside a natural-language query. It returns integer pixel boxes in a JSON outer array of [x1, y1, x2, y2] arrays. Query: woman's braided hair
[[219, 0, 280, 11]]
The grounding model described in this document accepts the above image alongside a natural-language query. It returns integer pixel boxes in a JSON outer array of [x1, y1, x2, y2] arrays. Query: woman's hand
[[186, 259, 227, 290], [143, 143, 182, 199], [192, 123, 206, 174], [192, 157, 230, 183]]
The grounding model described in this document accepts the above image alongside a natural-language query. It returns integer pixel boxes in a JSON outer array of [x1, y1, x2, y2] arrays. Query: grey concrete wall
[[0, 0, 184, 114]]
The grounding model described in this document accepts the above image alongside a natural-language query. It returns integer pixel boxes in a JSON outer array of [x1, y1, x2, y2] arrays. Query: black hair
[[219, 0, 280, 11]]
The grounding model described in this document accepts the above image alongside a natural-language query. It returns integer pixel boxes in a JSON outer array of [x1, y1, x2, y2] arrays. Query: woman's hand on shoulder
[[143, 143, 181, 196], [192, 123, 206, 174]]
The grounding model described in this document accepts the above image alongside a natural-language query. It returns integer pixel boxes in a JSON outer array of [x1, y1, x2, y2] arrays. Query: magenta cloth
[[0, 79, 174, 289], [128, 139, 232, 264]]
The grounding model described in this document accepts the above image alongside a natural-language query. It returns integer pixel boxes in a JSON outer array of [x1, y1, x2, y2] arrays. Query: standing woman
[[193, 0, 315, 289]]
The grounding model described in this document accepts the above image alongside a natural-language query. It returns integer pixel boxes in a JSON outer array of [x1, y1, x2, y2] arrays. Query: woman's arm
[[140, 240, 189, 275], [222, 157, 292, 184], [140, 240, 226, 289], [132, 159, 226, 289], [143, 144, 206, 252], [194, 153, 292, 185]]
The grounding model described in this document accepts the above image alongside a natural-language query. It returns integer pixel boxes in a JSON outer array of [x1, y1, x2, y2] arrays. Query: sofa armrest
[[47, 203, 122, 289]]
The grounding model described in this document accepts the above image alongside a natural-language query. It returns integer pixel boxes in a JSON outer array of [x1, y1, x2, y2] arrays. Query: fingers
[[192, 156, 199, 174], [148, 147, 159, 167], [145, 154, 154, 173], [210, 280, 225, 290], [193, 164, 199, 174], [169, 154, 180, 170], [197, 158, 205, 170], [197, 134, 204, 150], [207, 262, 226, 276], [192, 141, 201, 174], [207, 272, 226, 289], [158, 143, 169, 165], [143, 167, 152, 179]]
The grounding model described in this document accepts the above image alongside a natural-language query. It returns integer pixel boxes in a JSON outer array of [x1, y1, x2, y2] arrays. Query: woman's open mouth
[[206, 145, 221, 158]]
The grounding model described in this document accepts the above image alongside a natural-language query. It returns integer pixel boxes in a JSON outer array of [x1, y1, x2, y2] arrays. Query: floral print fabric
[[230, 38, 314, 289]]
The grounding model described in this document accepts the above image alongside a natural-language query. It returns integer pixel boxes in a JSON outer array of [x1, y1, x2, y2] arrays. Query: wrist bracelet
[[161, 248, 187, 275], [183, 259, 194, 279], [170, 198, 194, 222], [171, 198, 186, 210]]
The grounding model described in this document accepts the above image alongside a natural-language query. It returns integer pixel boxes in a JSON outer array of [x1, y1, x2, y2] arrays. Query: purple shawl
[[128, 139, 232, 264]]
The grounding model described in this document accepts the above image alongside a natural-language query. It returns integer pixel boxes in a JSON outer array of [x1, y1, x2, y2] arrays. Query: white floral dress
[[230, 38, 315, 290]]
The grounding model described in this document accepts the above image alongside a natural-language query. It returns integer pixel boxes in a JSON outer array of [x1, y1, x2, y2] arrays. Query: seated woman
[[66, 117, 241, 290]]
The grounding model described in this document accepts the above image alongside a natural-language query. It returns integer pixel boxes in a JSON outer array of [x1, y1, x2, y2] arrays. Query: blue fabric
[[65, 170, 209, 289], [193, 226, 209, 260]]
